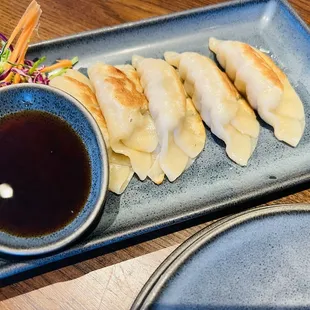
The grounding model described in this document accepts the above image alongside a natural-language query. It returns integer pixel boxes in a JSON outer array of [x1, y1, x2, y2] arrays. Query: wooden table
[[0, 0, 310, 309]]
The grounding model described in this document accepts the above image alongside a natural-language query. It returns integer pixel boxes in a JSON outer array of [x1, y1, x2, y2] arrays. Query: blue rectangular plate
[[1, 0, 309, 280]]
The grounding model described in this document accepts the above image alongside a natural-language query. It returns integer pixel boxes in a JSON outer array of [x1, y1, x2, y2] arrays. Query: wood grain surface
[[1, 0, 310, 309]]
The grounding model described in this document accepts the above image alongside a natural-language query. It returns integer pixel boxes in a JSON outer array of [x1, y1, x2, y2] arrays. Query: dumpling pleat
[[174, 98, 206, 159], [160, 133, 189, 182]]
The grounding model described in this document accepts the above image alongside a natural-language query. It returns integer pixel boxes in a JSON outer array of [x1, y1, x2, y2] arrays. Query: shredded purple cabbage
[[24, 59, 34, 66], [11, 67, 28, 76], [0, 65, 50, 87], [0, 70, 10, 80], [0, 33, 76, 88]]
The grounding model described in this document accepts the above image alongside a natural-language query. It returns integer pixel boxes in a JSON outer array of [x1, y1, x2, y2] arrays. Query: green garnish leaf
[[48, 68, 67, 79], [5, 61, 29, 69], [0, 63, 4, 74], [0, 41, 8, 58], [71, 56, 79, 66], [6, 61, 19, 66], [29, 56, 46, 74], [0, 44, 10, 63]]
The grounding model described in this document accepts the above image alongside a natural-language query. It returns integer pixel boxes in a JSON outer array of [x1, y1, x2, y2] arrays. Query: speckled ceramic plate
[[132, 204, 310, 309], [1, 0, 310, 280]]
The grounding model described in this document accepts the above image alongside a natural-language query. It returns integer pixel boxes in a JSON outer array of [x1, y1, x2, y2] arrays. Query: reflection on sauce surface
[[0, 110, 91, 237]]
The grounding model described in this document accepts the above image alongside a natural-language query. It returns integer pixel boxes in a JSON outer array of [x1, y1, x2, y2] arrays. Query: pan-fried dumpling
[[209, 38, 305, 147], [116, 64, 165, 185], [132, 55, 206, 181], [165, 51, 260, 166], [50, 69, 134, 194], [88, 63, 158, 180]]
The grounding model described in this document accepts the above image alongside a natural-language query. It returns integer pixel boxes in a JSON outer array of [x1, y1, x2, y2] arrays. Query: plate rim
[[131, 203, 310, 309]]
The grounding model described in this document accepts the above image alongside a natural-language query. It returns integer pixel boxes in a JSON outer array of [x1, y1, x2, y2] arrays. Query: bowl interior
[[0, 84, 108, 256]]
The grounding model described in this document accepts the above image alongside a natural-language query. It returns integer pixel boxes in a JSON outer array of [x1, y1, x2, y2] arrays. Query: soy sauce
[[0, 110, 91, 237]]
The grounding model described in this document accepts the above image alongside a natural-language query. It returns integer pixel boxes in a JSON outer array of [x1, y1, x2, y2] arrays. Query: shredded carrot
[[8, 26, 33, 65], [5, 1, 37, 48], [4, 72, 14, 83], [13, 73, 21, 84], [17, 43, 28, 65], [5, 1, 41, 70], [40, 60, 73, 73], [7, 14, 40, 66], [14, 44, 28, 84]]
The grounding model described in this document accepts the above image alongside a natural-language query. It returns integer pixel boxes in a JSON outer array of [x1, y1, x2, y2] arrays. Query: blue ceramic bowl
[[0, 84, 108, 256]]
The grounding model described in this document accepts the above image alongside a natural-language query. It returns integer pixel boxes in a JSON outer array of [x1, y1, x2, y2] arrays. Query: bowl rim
[[0, 83, 109, 256]]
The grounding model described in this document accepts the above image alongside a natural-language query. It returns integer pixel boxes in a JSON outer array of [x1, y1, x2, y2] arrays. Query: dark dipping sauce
[[0, 110, 91, 237]]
